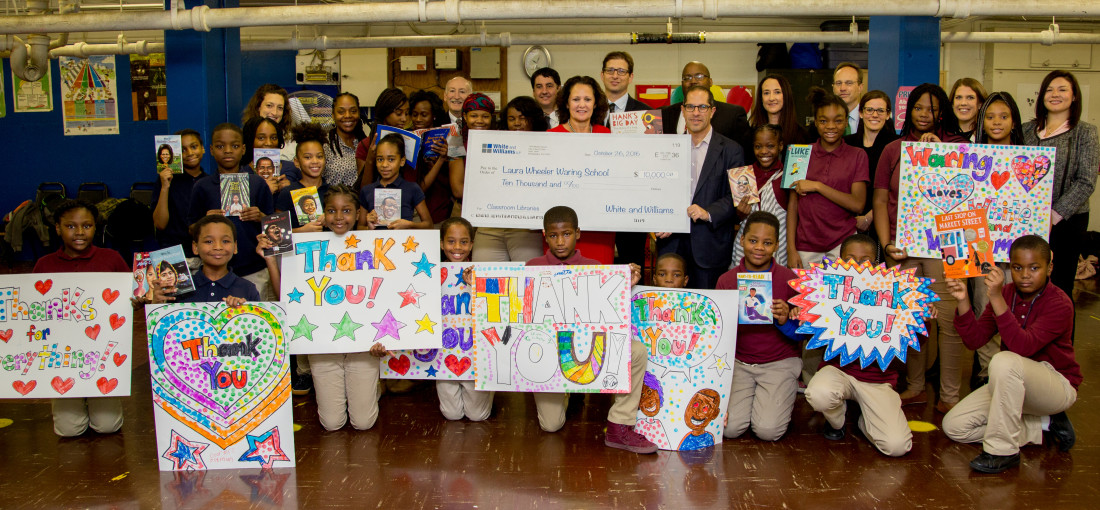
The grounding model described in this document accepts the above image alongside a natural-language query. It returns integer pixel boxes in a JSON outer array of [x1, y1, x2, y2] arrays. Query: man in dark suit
[[662, 61, 750, 145], [656, 85, 745, 289], [601, 51, 650, 267]]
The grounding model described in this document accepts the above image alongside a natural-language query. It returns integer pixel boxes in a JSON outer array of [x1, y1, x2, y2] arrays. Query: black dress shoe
[[1048, 412, 1076, 452], [822, 422, 846, 441], [969, 451, 1020, 473]]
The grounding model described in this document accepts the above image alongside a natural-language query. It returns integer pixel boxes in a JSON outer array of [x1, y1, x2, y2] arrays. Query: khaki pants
[[725, 357, 802, 441], [52, 397, 123, 437], [805, 365, 912, 457], [942, 351, 1076, 456], [536, 339, 648, 431], [309, 352, 380, 431], [894, 257, 966, 403], [242, 267, 277, 302], [471, 228, 544, 263], [437, 380, 494, 421], [798, 245, 841, 384]]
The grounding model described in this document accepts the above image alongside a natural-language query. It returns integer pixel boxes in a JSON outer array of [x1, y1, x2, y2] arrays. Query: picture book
[[253, 148, 282, 179], [446, 124, 465, 158], [290, 186, 322, 225], [414, 125, 452, 161], [147, 244, 195, 295], [133, 251, 153, 299], [375, 124, 422, 170], [781, 144, 812, 189], [727, 165, 759, 206], [935, 208, 994, 279], [262, 211, 294, 256], [609, 109, 663, 134], [375, 188, 402, 226], [219, 173, 249, 217], [155, 134, 183, 174], [737, 272, 772, 325]]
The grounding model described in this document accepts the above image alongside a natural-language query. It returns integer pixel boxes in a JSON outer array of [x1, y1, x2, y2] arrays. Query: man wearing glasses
[[832, 62, 864, 134], [661, 61, 749, 145], [601, 51, 648, 125]]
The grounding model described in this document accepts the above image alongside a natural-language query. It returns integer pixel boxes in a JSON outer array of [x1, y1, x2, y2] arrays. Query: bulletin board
[[388, 47, 508, 107]]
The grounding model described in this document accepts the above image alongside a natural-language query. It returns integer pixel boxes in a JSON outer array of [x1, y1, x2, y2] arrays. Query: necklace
[[568, 119, 590, 133]]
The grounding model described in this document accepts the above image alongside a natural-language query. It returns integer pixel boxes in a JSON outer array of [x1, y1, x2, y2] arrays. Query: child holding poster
[[803, 234, 913, 457], [34, 200, 131, 437], [358, 134, 432, 230], [526, 206, 653, 453], [716, 212, 802, 442], [942, 235, 1080, 473]]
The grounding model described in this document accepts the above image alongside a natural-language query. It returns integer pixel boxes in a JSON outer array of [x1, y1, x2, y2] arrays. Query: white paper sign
[[462, 130, 692, 233]]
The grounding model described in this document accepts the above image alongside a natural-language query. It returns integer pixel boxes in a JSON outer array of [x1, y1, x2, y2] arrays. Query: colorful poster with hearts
[[281, 231, 442, 354], [789, 259, 939, 370], [381, 262, 523, 381], [896, 141, 1056, 262], [145, 302, 295, 471], [631, 287, 738, 451], [472, 265, 632, 393], [0, 273, 132, 399]]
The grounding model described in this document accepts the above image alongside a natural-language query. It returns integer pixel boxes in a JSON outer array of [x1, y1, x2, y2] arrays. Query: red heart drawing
[[34, 279, 53, 295], [85, 324, 101, 341], [51, 376, 75, 395], [96, 377, 118, 395], [113, 353, 127, 367], [12, 380, 36, 396], [440, 266, 448, 285], [444, 355, 472, 376], [101, 288, 120, 305], [990, 171, 1011, 190], [109, 313, 126, 330], [387, 354, 412, 375], [0, 329, 12, 343]]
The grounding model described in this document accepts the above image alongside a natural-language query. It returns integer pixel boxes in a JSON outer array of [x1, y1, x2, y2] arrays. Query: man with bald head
[[662, 61, 749, 144], [444, 76, 473, 124]]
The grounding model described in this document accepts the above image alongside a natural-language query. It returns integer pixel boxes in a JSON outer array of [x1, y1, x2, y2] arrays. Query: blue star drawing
[[162, 430, 209, 471], [287, 288, 304, 303], [411, 253, 436, 278], [239, 427, 291, 469], [425, 366, 438, 377], [454, 269, 467, 286]]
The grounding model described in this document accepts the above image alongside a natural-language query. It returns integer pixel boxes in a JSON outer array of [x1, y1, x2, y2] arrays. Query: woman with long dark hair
[[323, 92, 368, 187]]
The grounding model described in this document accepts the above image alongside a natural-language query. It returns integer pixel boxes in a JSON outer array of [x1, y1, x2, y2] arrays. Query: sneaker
[[1048, 412, 1076, 452], [969, 451, 1020, 473], [291, 371, 313, 396], [822, 422, 846, 441], [605, 422, 658, 454]]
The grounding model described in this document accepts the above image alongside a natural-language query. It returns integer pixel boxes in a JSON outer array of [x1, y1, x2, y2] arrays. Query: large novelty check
[[462, 130, 691, 233]]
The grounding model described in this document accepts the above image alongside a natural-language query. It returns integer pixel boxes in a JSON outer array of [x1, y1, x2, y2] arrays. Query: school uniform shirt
[[177, 270, 261, 303], [151, 168, 208, 257], [954, 282, 1082, 389], [358, 176, 426, 229], [526, 250, 599, 266], [187, 168, 275, 277], [875, 131, 968, 240], [715, 261, 801, 364], [821, 357, 900, 386], [279, 159, 302, 183], [415, 151, 454, 224], [275, 181, 330, 229], [795, 140, 869, 252], [33, 245, 130, 273]]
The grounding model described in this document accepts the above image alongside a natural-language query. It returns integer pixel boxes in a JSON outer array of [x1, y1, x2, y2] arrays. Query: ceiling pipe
[[941, 28, 1100, 46], [0, 1, 1098, 35], [10, 0, 53, 81], [50, 39, 164, 58]]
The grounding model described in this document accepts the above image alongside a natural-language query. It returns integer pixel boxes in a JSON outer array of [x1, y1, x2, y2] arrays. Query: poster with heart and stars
[[0, 273, 133, 399], [146, 302, 294, 471], [896, 141, 1055, 262], [280, 230, 442, 354]]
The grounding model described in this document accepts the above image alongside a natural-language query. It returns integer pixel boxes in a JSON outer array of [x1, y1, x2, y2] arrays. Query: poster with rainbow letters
[[895, 141, 1055, 262], [472, 265, 632, 393], [146, 302, 295, 471]]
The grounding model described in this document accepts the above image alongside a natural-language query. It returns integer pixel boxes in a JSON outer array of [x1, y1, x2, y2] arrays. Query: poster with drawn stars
[[631, 287, 738, 451], [280, 230, 442, 354], [145, 302, 295, 471]]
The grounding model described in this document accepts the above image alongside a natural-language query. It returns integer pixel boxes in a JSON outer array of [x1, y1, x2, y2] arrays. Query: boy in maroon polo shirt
[[33, 200, 130, 437], [716, 211, 802, 442], [803, 234, 913, 457], [943, 235, 1080, 474], [526, 206, 654, 453]]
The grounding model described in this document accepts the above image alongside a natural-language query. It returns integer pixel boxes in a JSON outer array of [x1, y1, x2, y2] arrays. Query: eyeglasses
[[682, 104, 713, 112], [862, 107, 887, 115], [682, 73, 709, 81], [603, 67, 630, 76], [833, 80, 858, 87]]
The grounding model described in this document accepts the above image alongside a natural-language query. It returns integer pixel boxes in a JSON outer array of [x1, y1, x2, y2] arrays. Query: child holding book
[[153, 129, 208, 261], [716, 211, 802, 441], [244, 116, 300, 194], [151, 214, 259, 305], [526, 206, 653, 453], [276, 123, 330, 232], [33, 200, 130, 437], [359, 133, 432, 230], [943, 235, 1080, 473], [732, 124, 790, 266]]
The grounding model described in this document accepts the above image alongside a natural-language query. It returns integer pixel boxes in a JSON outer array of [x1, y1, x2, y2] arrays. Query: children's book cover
[[935, 208, 994, 279], [149, 245, 195, 295], [727, 165, 760, 206], [414, 125, 452, 161], [220, 174, 250, 217], [253, 148, 282, 179], [375, 188, 402, 226], [262, 212, 294, 256], [780, 144, 812, 189], [375, 124, 422, 170], [290, 186, 322, 225], [155, 135, 183, 174], [609, 109, 663, 134], [738, 272, 773, 324], [133, 251, 154, 299]]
